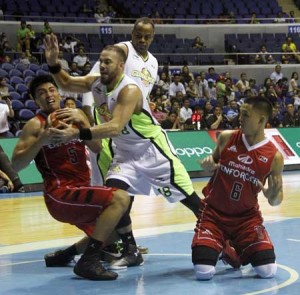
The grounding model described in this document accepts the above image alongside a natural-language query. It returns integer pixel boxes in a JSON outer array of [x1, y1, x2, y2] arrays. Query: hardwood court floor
[[0, 172, 299, 294]]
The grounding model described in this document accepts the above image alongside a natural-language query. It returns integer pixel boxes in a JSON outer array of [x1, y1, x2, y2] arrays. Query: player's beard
[[100, 67, 119, 85]]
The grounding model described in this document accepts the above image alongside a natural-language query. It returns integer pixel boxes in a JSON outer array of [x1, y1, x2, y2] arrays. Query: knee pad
[[254, 263, 277, 278], [194, 264, 216, 280], [192, 246, 219, 265]]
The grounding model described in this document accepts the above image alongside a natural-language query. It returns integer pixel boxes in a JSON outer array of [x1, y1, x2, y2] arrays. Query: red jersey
[[203, 130, 278, 215], [35, 113, 90, 191]]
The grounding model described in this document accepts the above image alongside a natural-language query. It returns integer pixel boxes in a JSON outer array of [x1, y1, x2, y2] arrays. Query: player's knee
[[254, 263, 277, 278], [111, 189, 130, 212], [192, 245, 219, 266], [194, 264, 216, 280]]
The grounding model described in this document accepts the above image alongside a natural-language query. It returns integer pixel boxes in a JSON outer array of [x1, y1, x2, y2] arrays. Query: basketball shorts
[[106, 135, 195, 203], [44, 185, 114, 236]]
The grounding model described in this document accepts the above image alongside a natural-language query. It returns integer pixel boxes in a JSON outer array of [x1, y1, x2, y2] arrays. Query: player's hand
[[55, 108, 90, 128], [198, 155, 220, 172], [43, 33, 60, 66], [257, 175, 282, 202], [48, 122, 79, 144]]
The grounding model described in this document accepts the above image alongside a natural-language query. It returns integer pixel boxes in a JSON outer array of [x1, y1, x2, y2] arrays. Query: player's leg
[[105, 178, 144, 270], [250, 249, 277, 278]]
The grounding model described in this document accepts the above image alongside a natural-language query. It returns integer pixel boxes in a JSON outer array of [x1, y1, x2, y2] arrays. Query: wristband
[[48, 63, 62, 74], [79, 128, 92, 140]]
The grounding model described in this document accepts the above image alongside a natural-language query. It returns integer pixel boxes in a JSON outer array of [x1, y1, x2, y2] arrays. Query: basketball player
[[192, 96, 284, 280], [12, 75, 132, 281], [43, 31, 202, 270]]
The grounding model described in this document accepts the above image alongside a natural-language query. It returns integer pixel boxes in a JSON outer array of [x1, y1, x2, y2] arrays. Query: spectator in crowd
[[282, 36, 300, 64], [185, 79, 198, 106], [152, 11, 163, 24], [288, 72, 299, 95], [218, 77, 234, 107], [160, 110, 180, 130], [206, 79, 217, 101], [94, 8, 111, 23], [235, 72, 249, 94], [154, 96, 168, 114], [169, 73, 186, 100], [169, 99, 181, 114], [0, 77, 9, 99], [58, 50, 70, 71], [270, 64, 283, 83], [26, 24, 37, 52], [282, 103, 300, 127], [41, 21, 53, 37], [149, 99, 167, 123], [249, 78, 259, 96], [81, 62, 92, 76], [203, 101, 214, 121], [288, 11, 296, 23], [0, 145, 25, 193], [69, 62, 81, 76], [265, 84, 278, 106], [195, 72, 208, 99], [16, 20, 31, 55], [206, 105, 230, 130], [63, 96, 77, 109], [180, 98, 193, 127], [205, 67, 219, 82], [0, 32, 9, 48], [226, 100, 240, 129], [180, 65, 194, 87], [255, 45, 275, 64], [249, 12, 260, 24], [192, 36, 205, 51], [275, 77, 289, 100], [266, 106, 283, 128], [273, 11, 286, 23], [61, 35, 80, 54], [227, 11, 237, 24], [14, 51, 30, 66], [156, 72, 171, 97], [292, 90, 300, 111], [0, 95, 14, 138], [73, 48, 89, 71]]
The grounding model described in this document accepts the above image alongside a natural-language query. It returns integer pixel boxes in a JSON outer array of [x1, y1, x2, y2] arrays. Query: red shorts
[[44, 185, 115, 236], [192, 201, 274, 265]]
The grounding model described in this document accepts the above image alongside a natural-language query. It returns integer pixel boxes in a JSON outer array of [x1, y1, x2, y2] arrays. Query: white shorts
[[106, 141, 195, 203]]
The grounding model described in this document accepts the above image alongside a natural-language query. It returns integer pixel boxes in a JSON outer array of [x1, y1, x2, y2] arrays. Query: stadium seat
[[15, 83, 29, 94], [9, 69, 23, 78], [11, 99, 25, 111], [8, 91, 22, 100], [25, 100, 39, 111], [10, 76, 24, 86], [18, 109, 35, 120]]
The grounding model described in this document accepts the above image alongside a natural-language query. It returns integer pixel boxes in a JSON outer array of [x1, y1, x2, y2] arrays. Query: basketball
[[47, 112, 61, 128]]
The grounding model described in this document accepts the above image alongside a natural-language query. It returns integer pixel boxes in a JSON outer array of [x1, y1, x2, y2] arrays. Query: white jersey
[[91, 74, 162, 154]]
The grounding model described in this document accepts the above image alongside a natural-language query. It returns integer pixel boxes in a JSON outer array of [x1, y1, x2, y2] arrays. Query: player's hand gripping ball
[[47, 112, 78, 129]]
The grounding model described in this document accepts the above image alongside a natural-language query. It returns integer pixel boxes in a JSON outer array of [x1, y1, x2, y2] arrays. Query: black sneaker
[[74, 252, 118, 280], [108, 244, 144, 270], [44, 249, 75, 267]]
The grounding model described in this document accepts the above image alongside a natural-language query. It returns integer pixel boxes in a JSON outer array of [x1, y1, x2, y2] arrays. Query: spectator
[[149, 100, 166, 123], [282, 103, 300, 127], [270, 64, 283, 83], [227, 11, 237, 24], [249, 12, 260, 24], [203, 101, 214, 121], [288, 72, 300, 95], [0, 96, 14, 138], [14, 51, 30, 66], [275, 77, 289, 99], [26, 24, 37, 51], [266, 106, 283, 128], [249, 78, 258, 96], [156, 72, 171, 97], [61, 35, 79, 54], [58, 50, 70, 71], [73, 48, 89, 71], [63, 96, 77, 109], [206, 79, 217, 101], [94, 9, 111, 23], [206, 105, 230, 130], [195, 72, 208, 99], [255, 45, 275, 64], [69, 62, 81, 76], [169, 98, 181, 114], [288, 11, 296, 23], [169, 73, 186, 100], [180, 65, 194, 86], [81, 62, 92, 76], [292, 90, 300, 111], [185, 80, 198, 106], [235, 72, 249, 94], [180, 98, 193, 127], [217, 77, 234, 107], [274, 11, 286, 23], [160, 110, 180, 130], [41, 21, 53, 37], [265, 84, 278, 106], [0, 77, 9, 99], [192, 36, 205, 50], [282, 36, 300, 64], [205, 67, 219, 82], [16, 20, 31, 55], [152, 11, 163, 24]]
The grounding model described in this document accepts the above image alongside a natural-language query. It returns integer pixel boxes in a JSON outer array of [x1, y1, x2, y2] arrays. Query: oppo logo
[[237, 154, 253, 165], [176, 147, 213, 158]]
